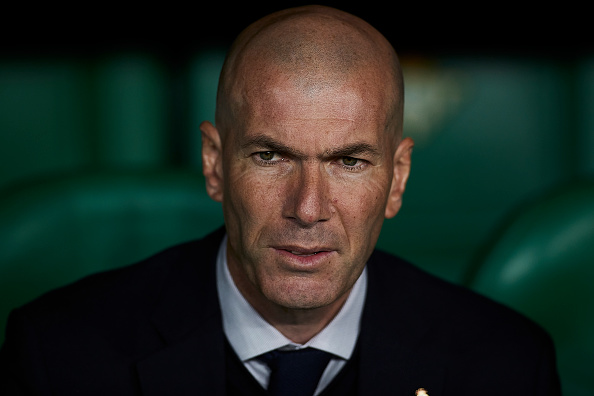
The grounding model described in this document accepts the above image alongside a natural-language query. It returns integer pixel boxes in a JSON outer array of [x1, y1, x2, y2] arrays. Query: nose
[[283, 163, 332, 227]]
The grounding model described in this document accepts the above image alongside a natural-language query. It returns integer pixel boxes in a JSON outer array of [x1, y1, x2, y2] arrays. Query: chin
[[263, 277, 345, 311]]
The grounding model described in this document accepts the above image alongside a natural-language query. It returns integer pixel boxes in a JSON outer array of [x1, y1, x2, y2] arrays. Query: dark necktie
[[259, 348, 333, 396]]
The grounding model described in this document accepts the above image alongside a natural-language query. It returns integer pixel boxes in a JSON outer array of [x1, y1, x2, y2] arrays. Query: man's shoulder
[[10, 227, 225, 331], [0, 229, 226, 394], [366, 249, 553, 349], [361, 250, 561, 393]]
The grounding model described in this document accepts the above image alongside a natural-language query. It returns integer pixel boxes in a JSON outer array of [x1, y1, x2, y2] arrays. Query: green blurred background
[[1, 2, 593, 394]]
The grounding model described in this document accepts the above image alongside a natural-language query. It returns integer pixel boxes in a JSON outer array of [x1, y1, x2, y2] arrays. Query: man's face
[[211, 71, 405, 312]]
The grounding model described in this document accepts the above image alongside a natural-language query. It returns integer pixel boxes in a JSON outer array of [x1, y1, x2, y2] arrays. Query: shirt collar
[[216, 234, 367, 362]]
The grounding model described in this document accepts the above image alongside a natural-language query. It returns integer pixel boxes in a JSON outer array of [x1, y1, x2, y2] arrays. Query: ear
[[385, 137, 414, 219], [200, 121, 224, 202]]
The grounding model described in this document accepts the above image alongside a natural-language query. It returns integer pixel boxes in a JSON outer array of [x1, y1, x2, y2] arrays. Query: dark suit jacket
[[0, 228, 561, 395]]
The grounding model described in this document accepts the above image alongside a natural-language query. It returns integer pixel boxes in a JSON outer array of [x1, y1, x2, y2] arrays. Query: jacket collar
[[357, 251, 447, 395], [136, 227, 227, 396]]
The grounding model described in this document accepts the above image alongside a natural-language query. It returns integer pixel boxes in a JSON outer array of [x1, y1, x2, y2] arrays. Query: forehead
[[237, 69, 388, 145]]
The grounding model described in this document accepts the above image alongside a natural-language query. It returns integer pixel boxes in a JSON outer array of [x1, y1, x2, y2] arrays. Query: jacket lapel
[[136, 314, 226, 396], [135, 228, 228, 395], [358, 324, 446, 395], [357, 251, 447, 395]]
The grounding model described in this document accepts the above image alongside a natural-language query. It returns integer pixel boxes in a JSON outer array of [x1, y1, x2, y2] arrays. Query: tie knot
[[259, 348, 333, 396]]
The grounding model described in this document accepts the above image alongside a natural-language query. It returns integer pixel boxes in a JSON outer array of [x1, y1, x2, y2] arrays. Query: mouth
[[286, 250, 324, 257], [272, 245, 336, 266], [275, 245, 332, 255]]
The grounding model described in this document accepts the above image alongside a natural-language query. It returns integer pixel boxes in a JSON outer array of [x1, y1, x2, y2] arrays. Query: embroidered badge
[[416, 388, 428, 396]]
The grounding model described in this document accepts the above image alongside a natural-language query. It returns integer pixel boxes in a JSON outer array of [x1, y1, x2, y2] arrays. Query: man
[[0, 5, 560, 395]]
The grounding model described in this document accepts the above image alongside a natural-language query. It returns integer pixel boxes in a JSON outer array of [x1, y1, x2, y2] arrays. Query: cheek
[[329, 177, 389, 245], [332, 176, 389, 219], [224, 161, 285, 224]]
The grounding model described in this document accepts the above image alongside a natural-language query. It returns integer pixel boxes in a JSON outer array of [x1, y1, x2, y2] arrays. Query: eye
[[341, 156, 359, 166], [254, 151, 285, 165], [337, 156, 368, 172], [259, 151, 277, 161]]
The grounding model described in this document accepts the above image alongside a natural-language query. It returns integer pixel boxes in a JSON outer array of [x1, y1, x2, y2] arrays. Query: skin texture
[[201, 5, 413, 343]]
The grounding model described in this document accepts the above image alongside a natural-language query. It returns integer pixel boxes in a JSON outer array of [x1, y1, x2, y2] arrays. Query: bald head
[[215, 5, 404, 146]]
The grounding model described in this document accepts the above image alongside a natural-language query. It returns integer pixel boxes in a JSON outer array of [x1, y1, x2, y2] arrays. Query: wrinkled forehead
[[239, 65, 387, 128]]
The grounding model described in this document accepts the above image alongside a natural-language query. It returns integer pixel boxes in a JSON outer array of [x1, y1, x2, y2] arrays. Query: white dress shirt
[[216, 235, 367, 396]]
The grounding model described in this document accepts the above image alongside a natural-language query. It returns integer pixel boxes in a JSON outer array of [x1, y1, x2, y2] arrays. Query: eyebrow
[[240, 134, 381, 159], [325, 142, 381, 158], [241, 135, 306, 157]]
